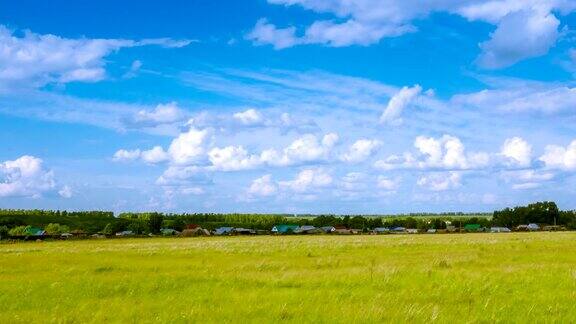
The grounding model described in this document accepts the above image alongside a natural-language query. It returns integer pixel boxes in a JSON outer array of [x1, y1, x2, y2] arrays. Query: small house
[[213, 227, 234, 235], [181, 227, 210, 236], [463, 224, 482, 232], [527, 223, 540, 231], [373, 227, 390, 234], [271, 224, 299, 234], [160, 228, 180, 236], [490, 227, 511, 233], [390, 226, 406, 233], [406, 228, 419, 234], [294, 225, 321, 234], [24, 227, 45, 236], [232, 228, 256, 235], [115, 230, 134, 236], [320, 226, 336, 234], [426, 229, 437, 234]]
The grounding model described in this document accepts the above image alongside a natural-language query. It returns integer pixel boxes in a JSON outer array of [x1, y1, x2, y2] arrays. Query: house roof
[[272, 224, 299, 233], [464, 224, 481, 230]]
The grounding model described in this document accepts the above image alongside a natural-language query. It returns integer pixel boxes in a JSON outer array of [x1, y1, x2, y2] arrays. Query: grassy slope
[[1, 233, 575, 323]]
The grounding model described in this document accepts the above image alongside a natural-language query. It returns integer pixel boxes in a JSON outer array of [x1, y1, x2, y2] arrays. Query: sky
[[1, 0, 576, 214]]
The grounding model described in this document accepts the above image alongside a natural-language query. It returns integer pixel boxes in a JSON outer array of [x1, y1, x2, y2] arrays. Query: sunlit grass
[[1, 233, 575, 323]]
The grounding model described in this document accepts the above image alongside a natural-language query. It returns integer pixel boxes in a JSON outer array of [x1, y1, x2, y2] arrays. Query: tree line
[[0, 201, 575, 238]]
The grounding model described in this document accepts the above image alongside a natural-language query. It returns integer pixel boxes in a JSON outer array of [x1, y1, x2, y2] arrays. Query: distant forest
[[0, 201, 575, 236]]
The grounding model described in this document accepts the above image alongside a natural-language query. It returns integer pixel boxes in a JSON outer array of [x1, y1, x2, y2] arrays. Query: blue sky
[[1, 0, 576, 214]]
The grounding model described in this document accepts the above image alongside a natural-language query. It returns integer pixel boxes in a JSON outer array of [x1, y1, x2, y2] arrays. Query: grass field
[[1, 233, 575, 323]]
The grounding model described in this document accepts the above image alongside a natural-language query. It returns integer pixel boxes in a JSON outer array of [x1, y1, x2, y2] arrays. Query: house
[[542, 225, 566, 231], [427, 229, 437, 234], [232, 228, 256, 235], [60, 233, 73, 239], [490, 227, 511, 233], [320, 226, 336, 234], [294, 225, 321, 234], [213, 227, 234, 235], [333, 226, 359, 234], [271, 224, 299, 234], [527, 223, 540, 231], [160, 228, 180, 236], [24, 227, 45, 236], [181, 227, 210, 236], [373, 227, 390, 234], [185, 224, 201, 230], [390, 226, 406, 233], [115, 230, 134, 236], [463, 224, 482, 232], [406, 228, 419, 234], [446, 225, 457, 232]]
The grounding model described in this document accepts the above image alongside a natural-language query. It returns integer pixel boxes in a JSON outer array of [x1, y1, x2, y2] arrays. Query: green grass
[[1, 233, 575, 323]]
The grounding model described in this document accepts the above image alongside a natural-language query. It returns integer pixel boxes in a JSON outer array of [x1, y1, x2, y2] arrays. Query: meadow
[[1, 233, 575, 323]]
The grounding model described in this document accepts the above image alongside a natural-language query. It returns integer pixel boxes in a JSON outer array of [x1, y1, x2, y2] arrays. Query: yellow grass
[[1, 232, 575, 323]]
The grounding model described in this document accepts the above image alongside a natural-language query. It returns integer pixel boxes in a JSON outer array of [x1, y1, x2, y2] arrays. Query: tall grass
[[1, 233, 575, 322]]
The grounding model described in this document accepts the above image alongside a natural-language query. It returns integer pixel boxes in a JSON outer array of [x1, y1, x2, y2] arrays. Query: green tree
[[9, 226, 27, 236], [0, 225, 8, 239], [45, 223, 70, 235]]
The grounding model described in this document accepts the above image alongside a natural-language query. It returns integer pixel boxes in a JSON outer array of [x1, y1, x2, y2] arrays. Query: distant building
[[213, 227, 234, 235], [490, 227, 511, 233], [271, 224, 299, 234], [372, 227, 390, 234]]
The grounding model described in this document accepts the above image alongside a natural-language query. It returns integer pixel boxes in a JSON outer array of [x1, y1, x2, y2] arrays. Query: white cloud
[[502, 169, 554, 190], [58, 185, 73, 198], [247, 174, 278, 197], [341, 139, 381, 163], [375, 135, 490, 170], [377, 176, 400, 191], [254, 0, 575, 68], [279, 168, 333, 193], [233, 108, 264, 125], [208, 146, 262, 171], [452, 82, 576, 115], [501, 137, 532, 167], [131, 102, 188, 127], [477, 8, 560, 69], [380, 85, 422, 125], [167, 127, 210, 165], [539, 140, 576, 170], [113, 149, 141, 162], [0, 155, 57, 198], [417, 171, 461, 191], [0, 25, 193, 89], [141, 146, 170, 164], [261, 133, 339, 166], [246, 19, 299, 50]]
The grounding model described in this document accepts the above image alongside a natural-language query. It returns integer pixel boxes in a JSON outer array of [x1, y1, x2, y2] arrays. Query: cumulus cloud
[[246, 19, 299, 50], [261, 133, 339, 166], [279, 168, 333, 193], [252, 0, 575, 68], [417, 171, 461, 191], [233, 108, 264, 125], [141, 146, 170, 164], [341, 139, 381, 163], [377, 176, 400, 191], [501, 169, 555, 190], [0, 155, 58, 198], [167, 128, 211, 165], [58, 185, 73, 198], [113, 149, 141, 162], [380, 85, 422, 125], [247, 174, 278, 197], [477, 8, 559, 69], [208, 146, 262, 171], [0, 25, 193, 89], [375, 135, 490, 171], [130, 102, 188, 127], [501, 137, 532, 167], [539, 140, 576, 170]]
